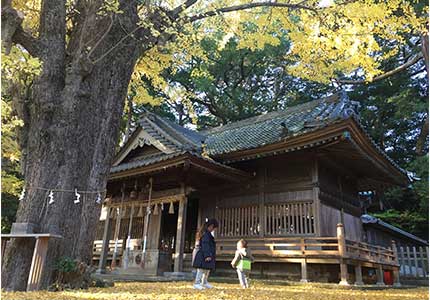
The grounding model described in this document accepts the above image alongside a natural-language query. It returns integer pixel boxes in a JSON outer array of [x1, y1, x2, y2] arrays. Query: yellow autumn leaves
[[2, 281, 429, 300]]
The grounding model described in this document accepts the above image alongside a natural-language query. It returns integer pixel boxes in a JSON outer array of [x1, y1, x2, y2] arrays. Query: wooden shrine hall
[[94, 92, 414, 285]]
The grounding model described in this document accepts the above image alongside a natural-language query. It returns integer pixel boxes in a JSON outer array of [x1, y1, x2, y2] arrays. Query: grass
[[2, 280, 428, 300]]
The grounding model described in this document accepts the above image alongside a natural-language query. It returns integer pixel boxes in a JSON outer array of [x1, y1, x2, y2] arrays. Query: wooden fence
[[397, 246, 429, 278]]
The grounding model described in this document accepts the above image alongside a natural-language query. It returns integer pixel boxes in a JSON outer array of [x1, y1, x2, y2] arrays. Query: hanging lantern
[[168, 202, 174, 214], [153, 204, 159, 215], [130, 180, 139, 198], [137, 205, 144, 217]]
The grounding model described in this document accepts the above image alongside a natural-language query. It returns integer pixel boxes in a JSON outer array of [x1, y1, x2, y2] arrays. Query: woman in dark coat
[[192, 218, 218, 290]]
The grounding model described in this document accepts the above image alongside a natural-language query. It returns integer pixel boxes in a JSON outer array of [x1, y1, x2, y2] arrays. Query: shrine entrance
[[158, 197, 199, 274]]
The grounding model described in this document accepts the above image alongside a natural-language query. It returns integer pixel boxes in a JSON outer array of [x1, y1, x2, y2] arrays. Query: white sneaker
[[203, 283, 213, 289], [193, 284, 205, 290]]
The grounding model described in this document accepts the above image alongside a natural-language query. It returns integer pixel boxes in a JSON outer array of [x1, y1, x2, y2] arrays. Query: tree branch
[[1, 4, 43, 56], [185, 2, 317, 23], [336, 54, 423, 85], [171, 0, 198, 18]]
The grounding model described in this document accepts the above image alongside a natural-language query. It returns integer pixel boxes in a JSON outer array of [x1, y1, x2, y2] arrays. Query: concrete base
[[300, 279, 309, 283], [339, 280, 350, 286], [164, 272, 194, 280]]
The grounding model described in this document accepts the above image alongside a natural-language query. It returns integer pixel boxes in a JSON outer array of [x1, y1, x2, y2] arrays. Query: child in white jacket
[[230, 239, 254, 288]]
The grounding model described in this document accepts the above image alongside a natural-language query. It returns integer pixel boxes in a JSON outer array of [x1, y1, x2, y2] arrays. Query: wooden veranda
[[216, 224, 400, 285]]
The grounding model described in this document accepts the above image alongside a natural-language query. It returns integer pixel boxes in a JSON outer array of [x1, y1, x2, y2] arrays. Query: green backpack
[[237, 257, 252, 271]]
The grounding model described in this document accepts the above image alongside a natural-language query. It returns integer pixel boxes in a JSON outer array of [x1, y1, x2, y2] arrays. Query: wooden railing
[[345, 240, 397, 265], [216, 201, 315, 238], [217, 237, 339, 257], [398, 245, 429, 278], [216, 230, 397, 267]]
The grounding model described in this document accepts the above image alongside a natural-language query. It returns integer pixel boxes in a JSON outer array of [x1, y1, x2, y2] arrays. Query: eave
[[108, 152, 252, 183], [214, 118, 409, 186]]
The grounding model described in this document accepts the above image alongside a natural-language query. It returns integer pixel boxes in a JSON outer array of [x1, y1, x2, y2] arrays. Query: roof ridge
[[202, 96, 336, 135]]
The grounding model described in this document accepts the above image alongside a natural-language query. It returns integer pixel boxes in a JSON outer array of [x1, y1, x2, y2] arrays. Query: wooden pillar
[[174, 188, 188, 272], [258, 166, 266, 237], [27, 237, 49, 291], [376, 265, 385, 286], [111, 206, 122, 268], [97, 207, 113, 274], [391, 240, 401, 287], [337, 223, 349, 285], [300, 259, 309, 283], [122, 205, 134, 269], [312, 157, 321, 236], [354, 263, 364, 286]]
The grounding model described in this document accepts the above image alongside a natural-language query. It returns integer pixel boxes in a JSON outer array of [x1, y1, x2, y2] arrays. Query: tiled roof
[[110, 92, 407, 180], [204, 93, 358, 156], [111, 151, 187, 173]]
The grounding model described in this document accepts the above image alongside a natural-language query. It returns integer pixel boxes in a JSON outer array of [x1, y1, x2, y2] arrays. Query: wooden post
[[412, 246, 419, 277], [258, 166, 266, 237], [376, 264, 385, 286], [419, 246, 427, 277], [140, 178, 153, 268], [405, 246, 411, 276], [391, 241, 401, 287], [122, 205, 134, 269], [337, 223, 349, 285], [312, 157, 321, 236], [174, 184, 188, 272], [354, 263, 364, 286], [97, 207, 113, 274], [300, 238, 308, 282], [399, 246, 405, 276], [300, 259, 308, 283], [111, 206, 123, 268], [27, 237, 49, 291], [423, 247, 430, 274]]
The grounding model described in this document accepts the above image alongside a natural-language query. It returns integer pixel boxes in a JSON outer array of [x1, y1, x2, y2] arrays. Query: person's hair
[[196, 218, 219, 240], [238, 239, 248, 248]]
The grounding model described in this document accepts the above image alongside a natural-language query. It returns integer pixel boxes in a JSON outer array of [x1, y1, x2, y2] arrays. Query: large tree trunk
[[1, 0, 142, 291]]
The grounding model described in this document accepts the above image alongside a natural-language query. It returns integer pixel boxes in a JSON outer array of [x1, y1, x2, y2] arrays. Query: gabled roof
[[110, 92, 409, 185]]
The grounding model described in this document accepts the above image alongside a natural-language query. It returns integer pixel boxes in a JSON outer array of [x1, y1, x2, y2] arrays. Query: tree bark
[[415, 113, 429, 156], [1, 0, 141, 291]]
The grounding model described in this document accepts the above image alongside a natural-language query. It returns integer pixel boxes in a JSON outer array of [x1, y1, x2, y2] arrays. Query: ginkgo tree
[[1, 0, 427, 291]]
